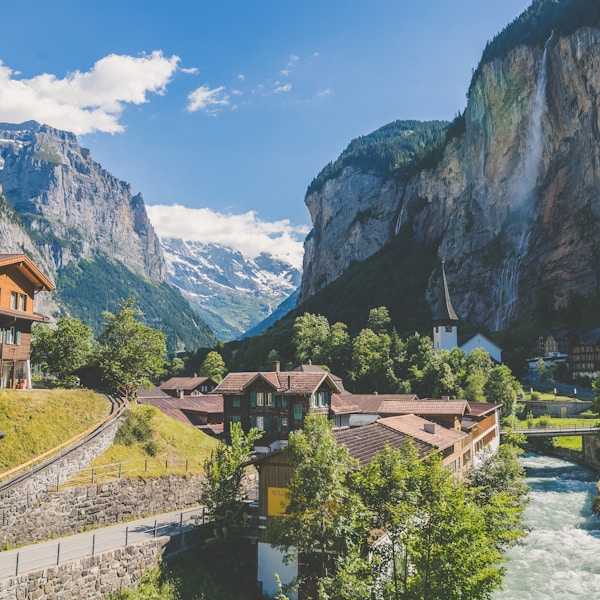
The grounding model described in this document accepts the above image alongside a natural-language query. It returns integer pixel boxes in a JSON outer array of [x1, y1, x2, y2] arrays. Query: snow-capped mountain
[[161, 238, 301, 341]]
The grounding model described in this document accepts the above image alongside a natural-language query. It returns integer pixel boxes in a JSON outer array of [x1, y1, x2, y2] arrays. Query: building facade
[[0, 254, 54, 389]]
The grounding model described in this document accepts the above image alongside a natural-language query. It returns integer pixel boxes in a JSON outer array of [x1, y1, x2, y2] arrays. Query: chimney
[[442, 395, 450, 402], [274, 361, 280, 372], [424, 422, 436, 434], [287, 375, 291, 390]]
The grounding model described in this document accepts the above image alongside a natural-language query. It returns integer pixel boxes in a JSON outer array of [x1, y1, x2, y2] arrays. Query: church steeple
[[432, 260, 459, 352]]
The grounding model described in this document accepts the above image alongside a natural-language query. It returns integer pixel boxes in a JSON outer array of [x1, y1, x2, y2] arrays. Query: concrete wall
[[518, 400, 592, 417], [0, 474, 206, 548], [257, 542, 298, 600], [0, 538, 168, 600], [582, 435, 600, 471]]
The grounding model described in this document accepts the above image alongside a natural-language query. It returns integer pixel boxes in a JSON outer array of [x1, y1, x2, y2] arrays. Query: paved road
[[0, 506, 206, 579]]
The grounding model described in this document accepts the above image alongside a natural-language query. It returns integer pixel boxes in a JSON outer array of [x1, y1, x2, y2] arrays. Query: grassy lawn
[[554, 436, 583, 451], [508, 416, 600, 429], [0, 389, 109, 473], [68, 403, 218, 484]]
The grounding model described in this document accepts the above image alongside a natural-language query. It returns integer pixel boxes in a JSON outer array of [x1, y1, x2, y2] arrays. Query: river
[[494, 453, 600, 599]]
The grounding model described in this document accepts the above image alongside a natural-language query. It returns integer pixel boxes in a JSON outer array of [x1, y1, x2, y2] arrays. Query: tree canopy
[[95, 298, 167, 400]]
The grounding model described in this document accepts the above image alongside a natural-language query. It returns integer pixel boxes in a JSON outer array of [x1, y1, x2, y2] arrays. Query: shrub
[[115, 405, 156, 447]]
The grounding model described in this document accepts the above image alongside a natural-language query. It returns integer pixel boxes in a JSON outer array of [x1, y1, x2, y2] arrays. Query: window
[[233, 396, 241, 408], [311, 391, 330, 407], [293, 403, 303, 421], [265, 393, 273, 407], [5, 327, 17, 345], [256, 416, 264, 431], [18, 294, 26, 311], [233, 415, 241, 423], [256, 392, 265, 406], [9, 292, 17, 310]]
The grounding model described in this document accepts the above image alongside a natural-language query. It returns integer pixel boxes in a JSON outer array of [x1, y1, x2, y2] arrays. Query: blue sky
[[0, 0, 531, 266]]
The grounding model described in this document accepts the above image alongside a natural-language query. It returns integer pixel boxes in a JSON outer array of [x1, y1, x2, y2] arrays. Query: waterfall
[[494, 35, 552, 330]]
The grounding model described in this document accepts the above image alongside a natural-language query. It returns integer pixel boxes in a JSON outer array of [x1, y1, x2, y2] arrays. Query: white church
[[432, 262, 503, 364]]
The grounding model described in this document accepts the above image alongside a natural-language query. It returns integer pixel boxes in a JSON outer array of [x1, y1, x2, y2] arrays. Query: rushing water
[[494, 453, 600, 599]]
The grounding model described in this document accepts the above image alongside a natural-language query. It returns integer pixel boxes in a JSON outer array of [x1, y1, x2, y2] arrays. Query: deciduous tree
[[95, 298, 166, 400], [31, 318, 94, 387], [200, 350, 227, 382], [483, 365, 522, 417]]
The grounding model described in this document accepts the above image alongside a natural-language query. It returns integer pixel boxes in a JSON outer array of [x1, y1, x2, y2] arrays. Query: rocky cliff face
[[300, 27, 600, 332], [0, 121, 166, 281], [0, 122, 215, 351]]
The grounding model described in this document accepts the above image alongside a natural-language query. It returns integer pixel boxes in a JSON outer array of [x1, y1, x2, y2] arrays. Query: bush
[[115, 405, 156, 447]]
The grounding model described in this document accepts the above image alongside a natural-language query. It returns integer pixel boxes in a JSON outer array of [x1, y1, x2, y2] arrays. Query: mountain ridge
[[0, 121, 216, 352]]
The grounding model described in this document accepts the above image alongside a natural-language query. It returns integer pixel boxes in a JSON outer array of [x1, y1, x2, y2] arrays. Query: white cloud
[[0, 51, 180, 134], [274, 83, 292, 94], [187, 84, 230, 114], [146, 204, 309, 269]]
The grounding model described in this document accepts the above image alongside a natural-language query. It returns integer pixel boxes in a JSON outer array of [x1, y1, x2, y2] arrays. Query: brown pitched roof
[[159, 376, 215, 391], [334, 422, 432, 467], [214, 370, 342, 395], [379, 415, 467, 451], [139, 394, 223, 426], [465, 402, 501, 417], [349, 395, 467, 417], [350, 394, 419, 413], [331, 393, 361, 414], [0, 254, 55, 291]]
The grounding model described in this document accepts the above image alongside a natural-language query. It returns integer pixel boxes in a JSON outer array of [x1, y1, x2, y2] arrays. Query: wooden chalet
[[214, 363, 343, 451], [0, 254, 54, 389]]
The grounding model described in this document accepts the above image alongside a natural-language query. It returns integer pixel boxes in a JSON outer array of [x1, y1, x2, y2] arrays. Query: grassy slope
[[76, 403, 218, 482], [0, 389, 109, 472]]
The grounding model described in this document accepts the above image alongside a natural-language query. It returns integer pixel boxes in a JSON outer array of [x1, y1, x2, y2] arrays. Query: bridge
[[500, 424, 600, 438]]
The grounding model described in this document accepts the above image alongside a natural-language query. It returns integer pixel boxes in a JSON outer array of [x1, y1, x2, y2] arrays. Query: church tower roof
[[432, 261, 459, 324]]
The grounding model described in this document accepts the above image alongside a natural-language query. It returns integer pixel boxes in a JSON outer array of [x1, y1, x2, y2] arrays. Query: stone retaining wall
[[0, 474, 206, 548], [0, 417, 121, 543], [0, 538, 168, 600]]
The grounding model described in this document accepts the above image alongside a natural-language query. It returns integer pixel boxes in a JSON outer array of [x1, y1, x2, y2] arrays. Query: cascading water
[[494, 35, 553, 331], [494, 453, 600, 599]]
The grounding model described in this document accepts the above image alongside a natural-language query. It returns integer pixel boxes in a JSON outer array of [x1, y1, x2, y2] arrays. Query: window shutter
[[250, 392, 257, 407]]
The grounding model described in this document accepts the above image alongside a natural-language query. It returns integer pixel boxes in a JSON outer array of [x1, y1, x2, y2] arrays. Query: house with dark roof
[[570, 327, 600, 379], [158, 376, 217, 397], [0, 254, 55, 389], [137, 384, 224, 436], [214, 363, 343, 452]]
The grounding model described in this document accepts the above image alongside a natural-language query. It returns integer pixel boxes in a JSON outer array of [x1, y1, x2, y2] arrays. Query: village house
[[0, 254, 55, 389], [138, 385, 224, 436], [158, 375, 217, 397], [569, 327, 600, 379], [214, 362, 344, 452], [252, 410, 494, 599]]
